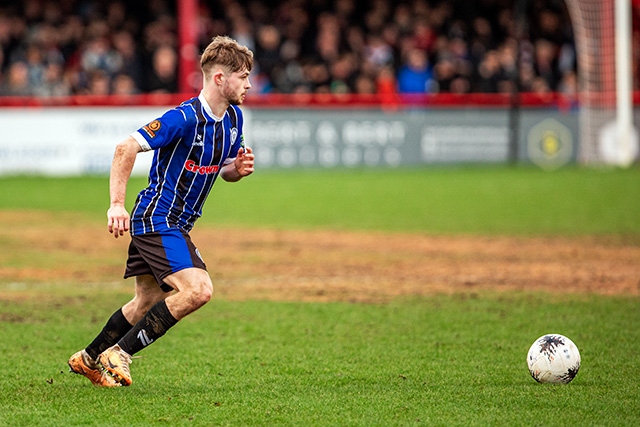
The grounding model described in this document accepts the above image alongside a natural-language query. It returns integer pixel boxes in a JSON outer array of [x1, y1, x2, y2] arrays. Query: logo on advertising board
[[527, 118, 573, 170]]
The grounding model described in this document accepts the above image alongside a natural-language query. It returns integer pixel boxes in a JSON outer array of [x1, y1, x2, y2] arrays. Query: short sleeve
[[130, 108, 188, 152]]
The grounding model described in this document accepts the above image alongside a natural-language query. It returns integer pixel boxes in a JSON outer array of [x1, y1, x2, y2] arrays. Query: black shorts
[[124, 228, 207, 292]]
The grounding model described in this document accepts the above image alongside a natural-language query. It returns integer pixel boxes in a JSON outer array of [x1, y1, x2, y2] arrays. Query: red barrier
[[0, 91, 634, 109]]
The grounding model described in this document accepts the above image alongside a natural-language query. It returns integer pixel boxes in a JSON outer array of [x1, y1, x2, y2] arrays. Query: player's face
[[222, 68, 251, 105]]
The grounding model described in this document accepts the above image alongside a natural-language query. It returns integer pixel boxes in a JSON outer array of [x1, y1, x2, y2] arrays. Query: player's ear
[[213, 70, 224, 86]]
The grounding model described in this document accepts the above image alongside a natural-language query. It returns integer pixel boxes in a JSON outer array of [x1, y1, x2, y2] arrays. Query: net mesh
[[564, 0, 616, 163]]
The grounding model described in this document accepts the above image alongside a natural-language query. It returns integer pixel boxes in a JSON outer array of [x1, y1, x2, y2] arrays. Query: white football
[[527, 334, 581, 384]]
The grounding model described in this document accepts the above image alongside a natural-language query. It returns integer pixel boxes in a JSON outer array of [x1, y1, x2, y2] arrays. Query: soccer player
[[68, 36, 255, 387]]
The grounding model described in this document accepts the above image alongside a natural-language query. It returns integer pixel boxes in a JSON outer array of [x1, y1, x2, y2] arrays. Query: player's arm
[[107, 135, 143, 238], [220, 147, 254, 182]]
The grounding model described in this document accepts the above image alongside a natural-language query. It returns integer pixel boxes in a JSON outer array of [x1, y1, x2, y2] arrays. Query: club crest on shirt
[[142, 120, 161, 138], [230, 127, 238, 144]]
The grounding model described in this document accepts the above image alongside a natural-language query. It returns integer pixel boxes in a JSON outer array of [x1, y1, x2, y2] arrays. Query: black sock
[[85, 308, 133, 360], [117, 300, 178, 356]]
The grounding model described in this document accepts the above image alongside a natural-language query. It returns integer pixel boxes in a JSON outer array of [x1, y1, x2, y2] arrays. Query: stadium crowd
[[0, 0, 634, 98]]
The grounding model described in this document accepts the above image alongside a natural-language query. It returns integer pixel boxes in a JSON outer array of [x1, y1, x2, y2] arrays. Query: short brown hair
[[200, 35, 253, 78]]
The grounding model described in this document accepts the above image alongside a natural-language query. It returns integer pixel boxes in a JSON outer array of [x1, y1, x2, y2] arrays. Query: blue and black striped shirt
[[129, 92, 244, 236]]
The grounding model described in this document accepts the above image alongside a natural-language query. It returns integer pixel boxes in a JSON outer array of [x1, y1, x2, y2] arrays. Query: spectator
[[328, 53, 357, 93], [533, 38, 560, 90], [142, 15, 177, 54], [303, 60, 330, 92], [363, 33, 394, 69], [497, 38, 518, 83], [254, 24, 281, 84], [0, 0, 618, 98], [558, 70, 577, 98], [84, 69, 111, 95], [519, 63, 537, 92], [557, 69, 578, 109], [1, 61, 31, 96], [230, 16, 255, 53], [314, 13, 341, 63], [112, 73, 140, 95], [449, 76, 471, 94], [80, 36, 122, 76], [24, 43, 46, 88], [112, 30, 144, 90], [33, 62, 70, 96], [397, 47, 434, 93], [411, 21, 437, 53], [474, 50, 505, 93], [434, 56, 459, 93], [376, 65, 396, 95], [144, 44, 178, 93], [57, 16, 85, 63], [354, 74, 376, 94]]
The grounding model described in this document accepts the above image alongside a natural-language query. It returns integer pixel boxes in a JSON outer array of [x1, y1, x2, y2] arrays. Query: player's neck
[[209, 101, 230, 119], [200, 90, 229, 119]]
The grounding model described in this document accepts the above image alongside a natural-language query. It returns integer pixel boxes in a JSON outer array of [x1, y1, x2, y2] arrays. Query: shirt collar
[[198, 91, 223, 121]]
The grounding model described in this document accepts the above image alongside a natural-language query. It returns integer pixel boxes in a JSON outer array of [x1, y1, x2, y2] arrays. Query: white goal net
[[565, 0, 638, 164]]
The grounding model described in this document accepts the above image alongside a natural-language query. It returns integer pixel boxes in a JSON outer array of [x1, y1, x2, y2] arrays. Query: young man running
[[68, 36, 255, 387]]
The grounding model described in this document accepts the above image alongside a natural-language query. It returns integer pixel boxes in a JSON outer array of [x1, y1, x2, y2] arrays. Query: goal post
[[564, 0, 638, 165], [614, 0, 634, 167]]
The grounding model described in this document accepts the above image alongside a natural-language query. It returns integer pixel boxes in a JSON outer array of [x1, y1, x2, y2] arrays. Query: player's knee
[[187, 281, 212, 309], [198, 282, 213, 305]]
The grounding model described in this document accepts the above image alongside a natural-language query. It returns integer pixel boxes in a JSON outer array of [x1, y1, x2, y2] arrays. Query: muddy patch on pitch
[[1, 211, 639, 303]]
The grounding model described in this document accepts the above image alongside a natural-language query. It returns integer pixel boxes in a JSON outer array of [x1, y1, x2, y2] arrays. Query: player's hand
[[107, 205, 130, 239], [235, 147, 255, 177]]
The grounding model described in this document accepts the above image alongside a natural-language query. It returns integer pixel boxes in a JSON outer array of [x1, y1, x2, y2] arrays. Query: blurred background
[[0, 0, 638, 171], [0, 0, 591, 96]]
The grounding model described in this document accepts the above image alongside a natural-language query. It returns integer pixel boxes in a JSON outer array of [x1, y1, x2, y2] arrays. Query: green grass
[[0, 165, 639, 236], [1, 166, 639, 426], [0, 287, 638, 426], [209, 166, 640, 235]]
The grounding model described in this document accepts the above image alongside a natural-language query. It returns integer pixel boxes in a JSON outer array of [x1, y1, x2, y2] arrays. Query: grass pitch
[[0, 165, 638, 236], [0, 166, 639, 426], [0, 288, 638, 426]]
